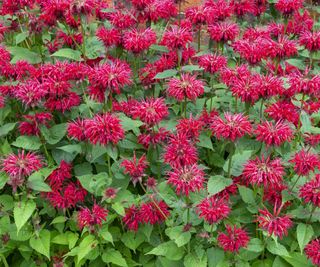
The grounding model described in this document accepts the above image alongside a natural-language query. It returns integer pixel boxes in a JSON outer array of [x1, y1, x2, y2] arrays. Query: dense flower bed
[[0, 0, 320, 266]]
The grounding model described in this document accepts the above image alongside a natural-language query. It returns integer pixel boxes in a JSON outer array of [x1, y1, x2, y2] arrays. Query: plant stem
[[227, 153, 233, 178], [289, 175, 301, 191], [307, 205, 317, 224]]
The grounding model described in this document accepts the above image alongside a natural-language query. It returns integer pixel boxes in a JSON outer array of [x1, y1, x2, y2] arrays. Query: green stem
[[289, 175, 301, 191], [307, 205, 317, 224], [227, 153, 233, 178], [107, 154, 111, 177], [259, 99, 264, 120]]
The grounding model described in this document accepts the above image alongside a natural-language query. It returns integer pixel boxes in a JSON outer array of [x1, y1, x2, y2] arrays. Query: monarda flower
[[176, 116, 204, 141], [242, 156, 284, 187], [167, 164, 205, 196], [217, 225, 250, 253], [78, 204, 108, 231], [229, 75, 260, 104], [161, 26, 193, 50], [304, 133, 320, 147], [121, 153, 148, 185], [19, 112, 53, 136], [210, 113, 252, 141], [139, 200, 170, 225], [256, 74, 284, 98], [108, 10, 136, 30], [305, 239, 320, 266], [123, 205, 141, 231], [231, 0, 255, 17], [123, 28, 157, 53], [96, 27, 122, 48], [142, 0, 177, 23], [208, 21, 239, 42], [299, 31, 320, 52], [84, 113, 125, 146], [167, 73, 204, 101], [47, 160, 72, 190], [254, 120, 293, 146], [266, 36, 297, 59], [164, 134, 198, 168], [290, 150, 320, 176], [265, 101, 299, 126], [138, 127, 171, 148], [257, 206, 293, 239], [299, 174, 320, 207], [185, 5, 208, 26], [275, 0, 303, 16], [14, 79, 47, 107], [67, 118, 87, 141], [197, 53, 227, 74], [197, 195, 230, 224], [131, 98, 169, 126]]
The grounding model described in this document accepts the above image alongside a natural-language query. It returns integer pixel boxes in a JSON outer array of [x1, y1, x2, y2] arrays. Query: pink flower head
[[198, 53, 227, 74], [19, 112, 53, 136], [164, 134, 198, 168], [265, 101, 299, 126], [290, 150, 320, 176], [211, 112, 252, 141], [161, 26, 193, 50], [84, 113, 125, 146], [197, 195, 230, 224], [78, 204, 108, 231], [299, 174, 320, 207], [257, 206, 292, 239], [299, 30, 320, 52], [208, 21, 239, 42], [204, 0, 233, 21], [167, 73, 204, 101], [176, 115, 204, 141], [231, 0, 255, 17], [275, 0, 303, 16], [14, 79, 47, 107], [121, 153, 148, 185], [67, 118, 87, 141], [304, 133, 320, 147], [96, 27, 122, 48], [123, 28, 157, 53], [131, 97, 169, 126], [242, 156, 284, 187], [167, 164, 205, 196], [47, 160, 72, 190], [123, 205, 141, 231], [266, 36, 297, 59], [138, 127, 171, 148], [305, 239, 320, 266], [108, 10, 136, 29], [185, 5, 208, 26], [255, 120, 293, 146], [139, 200, 170, 225], [217, 225, 250, 253]]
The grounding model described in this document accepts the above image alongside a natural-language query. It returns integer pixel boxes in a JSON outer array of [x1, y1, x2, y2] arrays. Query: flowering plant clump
[[1, 0, 320, 266]]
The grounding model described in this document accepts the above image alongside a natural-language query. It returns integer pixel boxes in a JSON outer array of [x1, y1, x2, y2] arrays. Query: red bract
[[229, 74, 260, 104], [305, 239, 320, 266], [266, 36, 297, 59], [185, 5, 208, 26], [290, 150, 320, 176], [176, 116, 204, 141], [197, 195, 230, 224], [257, 207, 292, 239], [254, 120, 293, 146], [96, 27, 122, 48], [67, 118, 87, 141], [14, 80, 47, 107], [197, 53, 227, 74], [78, 204, 108, 230], [167, 164, 205, 196], [299, 174, 320, 207], [123, 205, 141, 231], [139, 200, 170, 225], [275, 0, 303, 15], [167, 73, 204, 101], [108, 10, 136, 29], [131, 97, 169, 126], [121, 153, 148, 185], [242, 156, 284, 187], [299, 31, 320, 51], [84, 113, 125, 145], [217, 225, 250, 253], [164, 134, 198, 168], [210, 112, 252, 141], [265, 101, 299, 126], [123, 28, 157, 53], [161, 26, 193, 50], [208, 21, 239, 42], [304, 133, 320, 147]]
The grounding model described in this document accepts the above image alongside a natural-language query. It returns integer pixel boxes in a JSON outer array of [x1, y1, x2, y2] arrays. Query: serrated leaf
[[40, 124, 67, 145], [266, 240, 289, 257], [7, 46, 42, 64], [51, 48, 82, 61], [146, 241, 184, 261], [297, 224, 314, 253], [27, 167, 54, 192], [238, 185, 255, 204], [118, 114, 143, 132], [57, 144, 82, 155], [150, 44, 169, 53], [0, 172, 9, 190], [112, 202, 125, 216], [76, 235, 97, 263], [14, 200, 36, 233], [198, 132, 213, 150], [29, 229, 51, 259], [246, 238, 264, 252], [223, 150, 253, 176], [15, 32, 29, 44], [286, 59, 305, 70], [102, 249, 128, 267], [12, 136, 42, 150], [0, 123, 16, 137], [181, 65, 204, 72], [184, 253, 207, 267], [207, 175, 233, 196], [154, 69, 178, 79]]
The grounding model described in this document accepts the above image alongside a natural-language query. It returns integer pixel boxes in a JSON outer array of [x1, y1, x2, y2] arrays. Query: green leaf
[[102, 249, 128, 267], [282, 252, 313, 267], [106, 144, 118, 161], [57, 144, 82, 156], [29, 229, 51, 260], [118, 114, 143, 132], [181, 65, 204, 72], [112, 202, 125, 216], [15, 32, 29, 44], [286, 59, 305, 70], [146, 241, 185, 261], [76, 235, 97, 263], [198, 133, 213, 150], [27, 167, 54, 192], [246, 238, 264, 253], [121, 231, 145, 251], [51, 48, 82, 61], [297, 224, 314, 253], [0, 172, 9, 190], [207, 248, 225, 267], [223, 150, 253, 176], [238, 185, 255, 204], [7, 46, 42, 64], [266, 240, 289, 257], [12, 136, 42, 150], [77, 172, 111, 195], [300, 111, 312, 134], [184, 253, 207, 267], [14, 200, 36, 233], [154, 69, 178, 79], [207, 175, 233, 196], [40, 124, 67, 145], [0, 123, 16, 137], [150, 44, 169, 53]]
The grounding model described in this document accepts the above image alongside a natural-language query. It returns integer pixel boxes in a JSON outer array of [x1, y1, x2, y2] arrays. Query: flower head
[[121, 153, 148, 185], [78, 204, 108, 231], [139, 200, 170, 225], [217, 225, 250, 253], [275, 0, 303, 15], [299, 174, 320, 207], [67, 118, 88, 141], [208, 21, 239, 42], [290, 150, 319, 176], [123, 28, 157, 53], [299, 31, 320, 52], [198, 53, 227, 74], [305, 239, 320, 266], [161, 26, 193, 50], [123, 205, 141, 231]]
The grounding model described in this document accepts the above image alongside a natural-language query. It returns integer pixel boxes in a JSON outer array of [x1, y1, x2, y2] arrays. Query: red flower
[[138, 127, 171, 148], [305, 239, 320, 266], [96, 27, 122, 48], [108, 10, 136, 29], [67, 118, 87, 141], [131, 98, 169, 126], [139, 200, 170, 225], [121, 153, 148, 185], [208, 21, 239, 42], [78, 204, 108, 230], [299, 31, 320, 52], [123, 205, 141, 231], [231, 0, 255, 17], [167, 164, 205, 196], [217, 225, 250, 253], [275, 0, 303, 15], [167, 73, 204, 101], [176, 116, 204, 141], [44, 91, 81, 113], [254, 120, 293, 146], [257, 206, 292, 239], [204, 0, 233, 21], [123, 28, 157, 53], [299, 174, 320, 207], [265, 101, 299, 126], [14, 79, 47, 107], [256, 74, 284, 98], [266, 36, 297, 59], [304, 133, 320, 147], [47, 160, 72, 190], [242, 156, 284, 187], [84, 113, 125, 145], [161, 26, 193, 50], [142, 0, 177, 23], [210, 113, 252, 141], [290, 150, 320, 176], [164, 134, 198, 168], [197, 195, 230, 224], [185, 5, 208, 26], [198, 53, 227, 74], [19, 112, 53, 136]]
